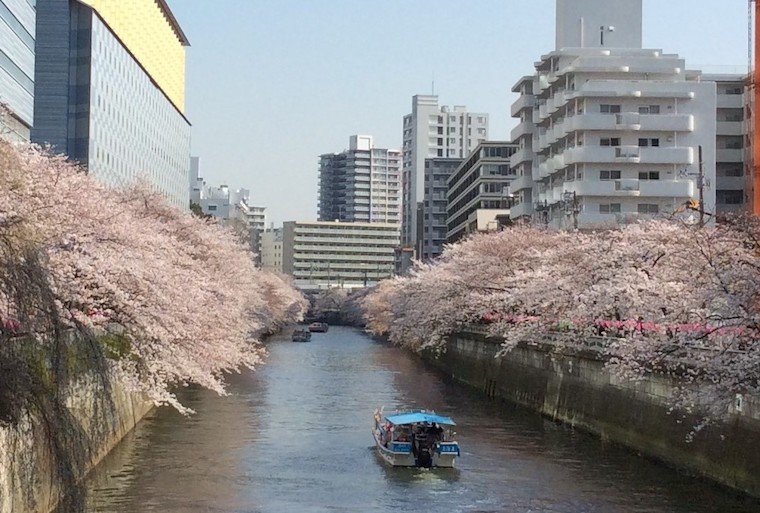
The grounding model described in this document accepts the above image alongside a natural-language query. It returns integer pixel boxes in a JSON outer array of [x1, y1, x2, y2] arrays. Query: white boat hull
[[372, 428, 458, 468]]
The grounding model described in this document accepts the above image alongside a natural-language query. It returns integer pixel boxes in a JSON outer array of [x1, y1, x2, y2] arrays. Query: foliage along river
[[77, 326, 759, 513]]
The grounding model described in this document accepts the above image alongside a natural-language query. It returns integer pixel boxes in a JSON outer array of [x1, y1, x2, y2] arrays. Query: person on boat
[[430, 423, 444, 442]]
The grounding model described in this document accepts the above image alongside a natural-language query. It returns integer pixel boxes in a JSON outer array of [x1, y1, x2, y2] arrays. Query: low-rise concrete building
[[282, 221, 399, 291]]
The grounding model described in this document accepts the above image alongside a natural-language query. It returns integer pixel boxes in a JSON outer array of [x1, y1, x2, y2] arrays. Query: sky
[[169, 0, 749, 226]]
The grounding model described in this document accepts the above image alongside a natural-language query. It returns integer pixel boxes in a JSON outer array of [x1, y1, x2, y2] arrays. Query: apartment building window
[[600, 170, 621, 180], [438, 116, 444, 123], [449, 116, 456, 122], [437, 149, 443, 157], [600, 104, 621, 114], [638, 138, 660, 147], [477, 116, 486, 124], [638, 204, 660, 214], [723, 167, 744, 177], [638, 105, 661, 114], [437, 138, 444, 145], [449, 127, 456, 133], [599, 203, 621, 213], [449, 137, 456, 144], [600, 138, 621, 147], [725, 87, 743, 95], [437, 127, 444, 134], [638, 171, 660, 180], [718, 190, 744, 204]]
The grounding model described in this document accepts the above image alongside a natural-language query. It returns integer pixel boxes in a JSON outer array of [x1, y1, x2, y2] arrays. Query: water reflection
[[78, 327, 760, 513]]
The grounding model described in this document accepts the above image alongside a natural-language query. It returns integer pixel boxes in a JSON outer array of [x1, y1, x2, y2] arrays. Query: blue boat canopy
[[384, 411, 456, 426]]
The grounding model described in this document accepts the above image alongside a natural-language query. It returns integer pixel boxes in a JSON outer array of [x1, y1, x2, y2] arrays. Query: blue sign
[[437, 443, 460, 455], [391, 443, 412, 453]]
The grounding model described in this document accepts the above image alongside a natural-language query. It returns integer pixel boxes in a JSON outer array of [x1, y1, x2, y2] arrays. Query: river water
[[78, 326, 759, 513]]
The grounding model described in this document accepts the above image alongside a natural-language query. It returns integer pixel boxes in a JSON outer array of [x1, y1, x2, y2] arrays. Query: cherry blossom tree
[[0, 141, 307, 412], [362, 220, 760, 423]]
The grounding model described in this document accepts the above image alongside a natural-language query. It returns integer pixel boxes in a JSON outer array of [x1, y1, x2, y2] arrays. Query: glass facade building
[[32, 0, 191, 209], [0, 0, 35, 141]]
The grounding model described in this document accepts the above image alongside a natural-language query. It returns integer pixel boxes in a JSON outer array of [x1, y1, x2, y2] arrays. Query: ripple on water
[[77, 327, 760, 513]]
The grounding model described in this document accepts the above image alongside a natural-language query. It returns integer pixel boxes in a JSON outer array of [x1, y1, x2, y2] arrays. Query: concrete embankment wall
[[0, 349, 153, 513], [422, 331, 760, 497]]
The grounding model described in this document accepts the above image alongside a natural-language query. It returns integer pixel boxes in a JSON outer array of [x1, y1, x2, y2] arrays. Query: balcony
[[563, 179, 693, 199], [716, 176, 746, 191], [640, 146, 693, 164], [614, 179, 641, 195], [563, 146, 618, 165], [509, 201, 533, 219], [511, 94, 536, 117], [716, 148, 744, 163], [538, 154, 565, 178], [638, 114, 694, 132], [511, 147, 534, 166], [511, 173, 534, 192], [717, 95, 743, 109], [717, 121, 744, 136], [510, 120, 535, 141], [615, 146, 641, 162], [639, 180, 694, 197]]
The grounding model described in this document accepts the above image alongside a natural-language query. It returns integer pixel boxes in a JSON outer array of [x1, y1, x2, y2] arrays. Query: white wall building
[[282, 221, 399, 291], [510, 0, 717, 229], [260, 227, 283, 273], [319, 135, 401, 225], [703, 74, 748, 215], [402, 96, 488, 251]]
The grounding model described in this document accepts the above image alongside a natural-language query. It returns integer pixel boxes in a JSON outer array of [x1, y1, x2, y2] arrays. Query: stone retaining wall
[[0, 359, 153, 512], [422, 331, 760, 497]]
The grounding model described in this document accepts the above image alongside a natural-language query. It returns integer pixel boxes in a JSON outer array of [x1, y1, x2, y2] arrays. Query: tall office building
[[402, 96, 488, 253], [33, 0, 191, 209], [509, 0, 716, 229], [0, 0, 35, 141], [318, 135, 401, 224], [419, 157, 462, 260]]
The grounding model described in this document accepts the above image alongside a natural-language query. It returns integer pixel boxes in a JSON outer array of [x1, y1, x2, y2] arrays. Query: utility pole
[[698, 145, 705, 228], [572, 191, 579, 231]]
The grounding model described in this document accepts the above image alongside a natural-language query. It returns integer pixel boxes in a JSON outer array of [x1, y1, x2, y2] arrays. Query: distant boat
[[372, 409, 460, 468], [292, 329, 312, 342], [308, 322, 328, 333]]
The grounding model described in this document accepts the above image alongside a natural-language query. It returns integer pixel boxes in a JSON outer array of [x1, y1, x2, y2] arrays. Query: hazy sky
[[169, 0, 749, 225]]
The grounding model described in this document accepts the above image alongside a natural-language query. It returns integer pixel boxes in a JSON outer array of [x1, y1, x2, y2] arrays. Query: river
[[77, 326, 759, 512]]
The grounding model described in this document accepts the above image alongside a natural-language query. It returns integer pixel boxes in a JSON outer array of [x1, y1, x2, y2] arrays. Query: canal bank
[[420, 329, 760, 498], [77, 327, 760, 513], [0, 336, 154, 513]]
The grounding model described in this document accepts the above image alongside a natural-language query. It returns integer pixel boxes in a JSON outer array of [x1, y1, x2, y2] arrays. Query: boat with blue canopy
[[372, 409, 460, 468]]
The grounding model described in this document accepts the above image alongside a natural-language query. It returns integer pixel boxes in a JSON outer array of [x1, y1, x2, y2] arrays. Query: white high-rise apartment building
[[510, 0, 717, 229], [318, 135, 401, 224], [402, 96, 488, 251]]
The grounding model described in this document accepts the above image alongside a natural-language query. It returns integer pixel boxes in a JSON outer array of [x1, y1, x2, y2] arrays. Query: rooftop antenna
[[431, 71, 435, 95]]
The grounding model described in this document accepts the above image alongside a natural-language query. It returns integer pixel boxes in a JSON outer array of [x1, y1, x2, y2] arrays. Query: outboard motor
[[416, 447, 433, 468]]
